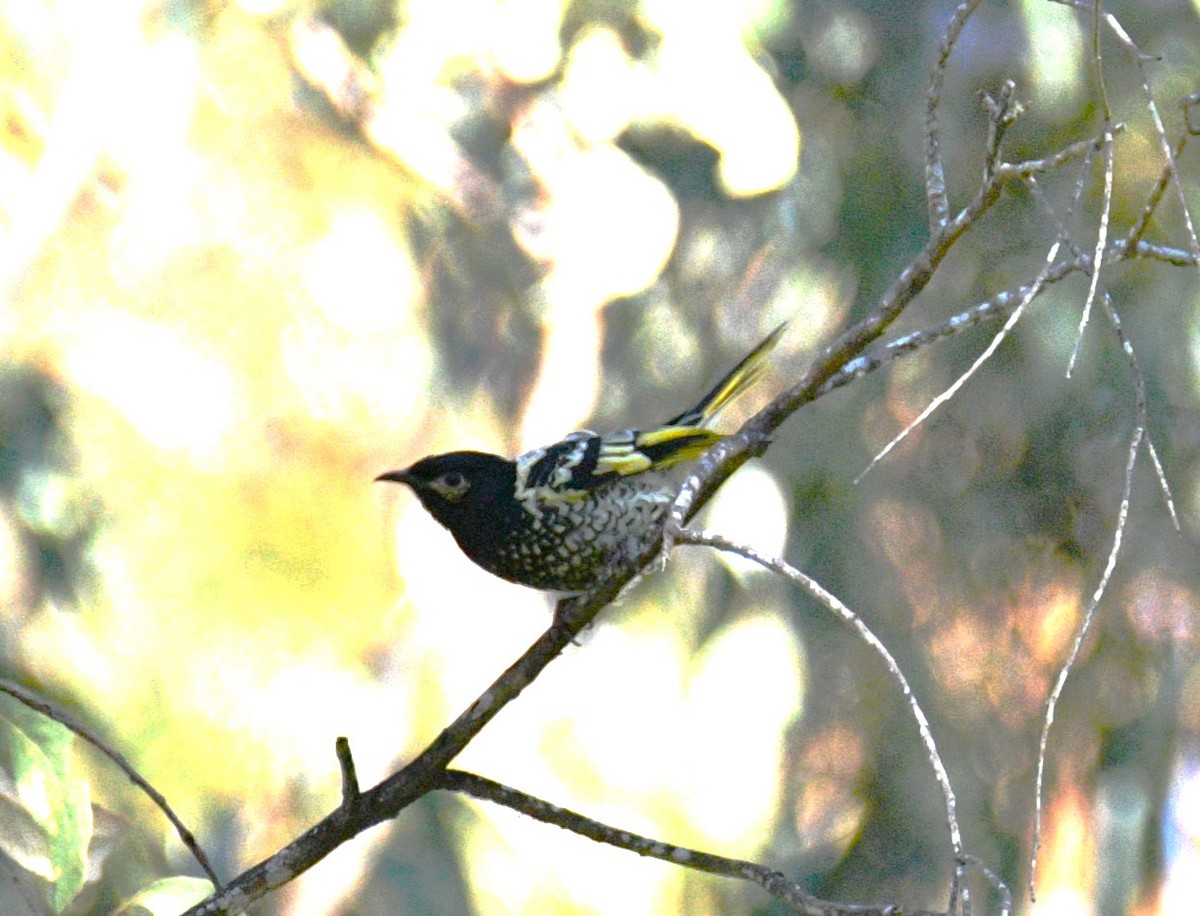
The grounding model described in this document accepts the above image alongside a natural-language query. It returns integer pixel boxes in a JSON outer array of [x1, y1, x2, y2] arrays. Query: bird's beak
[[375, 469, 412, 485]]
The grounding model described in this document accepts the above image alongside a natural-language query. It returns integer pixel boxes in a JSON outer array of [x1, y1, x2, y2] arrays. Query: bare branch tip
[[336, 736, 361, 808], [1183, 92, 1200, 135]]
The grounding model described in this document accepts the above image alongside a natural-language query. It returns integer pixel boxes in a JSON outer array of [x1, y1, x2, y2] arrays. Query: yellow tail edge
[[667, 321, 788, 428]]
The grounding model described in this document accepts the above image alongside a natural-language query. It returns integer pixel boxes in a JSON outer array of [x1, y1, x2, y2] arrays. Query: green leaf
[[0, 715, 57, 882], [0, 788, 52, 880], [0, 706, 93, 913], [48, 775, 91, 912]]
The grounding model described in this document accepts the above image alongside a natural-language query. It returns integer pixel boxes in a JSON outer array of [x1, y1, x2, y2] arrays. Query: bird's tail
[[595, 322, 786, 476], [667, 321, 787, 428]]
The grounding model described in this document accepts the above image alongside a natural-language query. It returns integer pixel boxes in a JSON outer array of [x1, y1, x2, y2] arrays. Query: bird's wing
[[595, 427, 722, 475], [515, 427, 722, 503], [514, 432, 602, 502]]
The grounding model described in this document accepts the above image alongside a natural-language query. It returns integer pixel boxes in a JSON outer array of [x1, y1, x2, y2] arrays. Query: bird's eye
[[431, 471, 470, 500]]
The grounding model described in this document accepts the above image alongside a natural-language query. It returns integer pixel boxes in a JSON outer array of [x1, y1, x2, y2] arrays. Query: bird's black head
[[376, 451, 517, 559]]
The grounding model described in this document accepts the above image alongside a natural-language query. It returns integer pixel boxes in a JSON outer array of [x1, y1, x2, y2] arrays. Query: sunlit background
[[2, 0, 1200, 913]]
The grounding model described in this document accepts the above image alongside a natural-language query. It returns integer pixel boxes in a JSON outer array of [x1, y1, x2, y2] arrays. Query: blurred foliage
[[0, 705, 90, 914], [1, 0, 1199, 914], [0, 366, 95, 610]]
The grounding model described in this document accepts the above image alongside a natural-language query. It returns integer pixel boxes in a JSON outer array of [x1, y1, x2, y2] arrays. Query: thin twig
[[824, 259, 1082, 397], [1026, 168, 1180, 532], [335, 737, 360, 809], [925, 0, 988, 230], [993, 126, 1122, 181], [1028, 285, 1155, 902], [1065, 125, 1114, 378], [671, 530, 964, 862], [1146, 439, 1180, 531], [1126, 130, 1190, 248], [981, 80, 1024, 183], [854, 231, 1063, 484], [959, 854, 1013, 916], [1099, 293, 1178, 528], [440, 770, 900, 916], [1020, 121, 1180, 902], [1054, 0, 1200, 273], [1030, 419, 1142, 902], [0, 679, 221, 888]]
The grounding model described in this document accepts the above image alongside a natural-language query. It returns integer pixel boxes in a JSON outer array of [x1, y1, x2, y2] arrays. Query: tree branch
[[439, 770, 902, 916]]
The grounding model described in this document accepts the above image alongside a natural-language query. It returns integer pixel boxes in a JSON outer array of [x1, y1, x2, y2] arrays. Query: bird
[[377, 323, 786, 592]]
